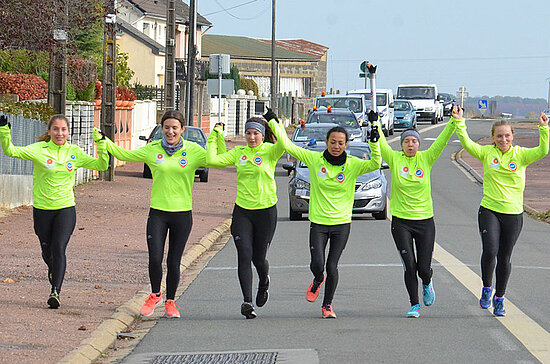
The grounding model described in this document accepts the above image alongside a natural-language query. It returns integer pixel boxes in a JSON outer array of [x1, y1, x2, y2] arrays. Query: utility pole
[[185, 0, 197, 126], [101, 0, 117, 181], [47, 0, 68, 115], [270, 0, 277, 113], [456, 86, 468, 108], [164, 0, 176, 111]]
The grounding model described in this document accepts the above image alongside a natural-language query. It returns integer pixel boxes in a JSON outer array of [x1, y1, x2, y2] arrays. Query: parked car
[[393, 100, 417, 129], [138, 124, 209, 182], [282, 141, 388, 221], [439, 92, 456, 116], [305, 107, 364, 141]]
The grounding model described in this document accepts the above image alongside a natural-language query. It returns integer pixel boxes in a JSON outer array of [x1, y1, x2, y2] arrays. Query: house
[[201, 34, 328, 98], [116, 0, 212, 87]]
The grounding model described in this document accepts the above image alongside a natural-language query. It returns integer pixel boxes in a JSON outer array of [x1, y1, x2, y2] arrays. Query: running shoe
[[406, 304, 421, 318], [256, 275, 270, 307], [240, 302, 257, 319], [140, 292, 163, 317], [422, 281, 435, 306], [479, 286, 493, 309], [306, 276, 324, 302], [322, 304, 336, 318], [493, 296, 506, 317], [47, 287, 60, 309], [165, 299, 181, 318]]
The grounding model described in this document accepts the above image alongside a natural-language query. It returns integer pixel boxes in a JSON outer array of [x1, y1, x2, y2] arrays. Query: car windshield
[[293, 127, 331, 142], [153, 126, 206, 145], [298, 145, 371, 168], [439, 93, 453, 102], [307, 113, 360, 128], [394, 101, 412, 111], [397, 87, 435, 99], [317, 97, 363, 113]]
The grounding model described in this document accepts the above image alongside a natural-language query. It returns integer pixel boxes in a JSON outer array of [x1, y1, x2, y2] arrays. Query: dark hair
[[491, 120, 514, 136], [36, 114, 70, 142], [326, 126, 349, 142], [161, 110, 185, 128], [246, 116, 276, 144]]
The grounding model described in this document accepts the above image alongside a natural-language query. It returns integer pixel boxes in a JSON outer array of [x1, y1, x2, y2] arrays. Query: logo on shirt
[[70, 154, 76, 160], [66, 161, 73, 172], [253, 156, 263, 165], [179, 158, 188, 168], [156, 153, 165, 164], [415, 168, 424, 178], [45, 158, 54, 169], [399, 165, 409, 177], [181, 151, 187, 157], [336, 173, 345, 183], [508, 162, 517, 172], [239, 155, 248, 165], [490, 157, 499, 169], [317, 166, 327, 179]]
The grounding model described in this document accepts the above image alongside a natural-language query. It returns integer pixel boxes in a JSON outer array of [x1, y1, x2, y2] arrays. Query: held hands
[[539, 112, 549, 127], [0, 115, 9, 128], [263, 108, 279, 123], [92, 127, 106, 142], [369, 124, 380, 143], [451, 104, 464, 120], [367, 110, 378, 123]]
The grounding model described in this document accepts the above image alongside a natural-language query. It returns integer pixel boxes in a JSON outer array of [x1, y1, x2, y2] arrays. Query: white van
[[396, 84, 443, 124], [348, 89, 394, 136]]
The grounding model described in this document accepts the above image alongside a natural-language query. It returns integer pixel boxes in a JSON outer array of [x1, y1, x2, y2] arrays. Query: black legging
[[33, 206, 76, 292], [309, 222, 351, 306], [146, 208, 193, 300], [391, 216, 435, 306], [478, 206, 523, 297], [231, 204, 277, 303]]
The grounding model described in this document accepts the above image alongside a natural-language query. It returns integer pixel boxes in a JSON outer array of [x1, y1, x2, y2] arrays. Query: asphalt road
[[122, 119, 549, 364]]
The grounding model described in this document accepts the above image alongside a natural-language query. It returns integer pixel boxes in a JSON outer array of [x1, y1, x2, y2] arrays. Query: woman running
[[376, 111, 456, 318], [98, 110, 219, 318], [206, 116, 284, 319], [267, 110, 381, 318], [453, 105, 549, 316], [0, 114, 109, 309]]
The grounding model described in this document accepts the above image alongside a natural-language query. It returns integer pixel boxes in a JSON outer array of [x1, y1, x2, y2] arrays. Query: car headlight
[[362, 179, 382, 190], [403, 114, 411, 119], [425, 107, 433, 112], [294, 178, 310, 189]]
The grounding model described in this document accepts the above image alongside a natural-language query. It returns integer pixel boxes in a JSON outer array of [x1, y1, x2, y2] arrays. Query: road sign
[[478, 100, 488, 109], [207, 79, 234, 95]]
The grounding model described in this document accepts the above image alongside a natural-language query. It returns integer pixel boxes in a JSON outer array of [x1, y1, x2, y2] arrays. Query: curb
[[453, 149, 539, 216], [58, 218, 232, 364]]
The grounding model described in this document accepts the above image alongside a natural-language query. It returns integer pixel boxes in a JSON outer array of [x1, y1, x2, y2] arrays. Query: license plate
[[296, 189, 310, 198]]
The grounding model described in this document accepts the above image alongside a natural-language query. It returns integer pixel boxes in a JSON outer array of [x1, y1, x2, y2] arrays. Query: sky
[[197, 0, 550, 100]]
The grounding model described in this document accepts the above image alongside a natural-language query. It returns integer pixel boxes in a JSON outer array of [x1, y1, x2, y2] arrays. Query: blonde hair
[[36, 114, 70, 142], [491, 120, 514, 137]]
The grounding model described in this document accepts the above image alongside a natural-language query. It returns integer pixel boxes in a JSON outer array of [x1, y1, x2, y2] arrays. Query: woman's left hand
[[451, 105, 464, 120], [539, 112, 549, 127]]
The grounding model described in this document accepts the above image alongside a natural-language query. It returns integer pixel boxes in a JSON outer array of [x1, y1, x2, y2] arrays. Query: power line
[[204, 0, 267, 19], [330, 55, 550, 63]]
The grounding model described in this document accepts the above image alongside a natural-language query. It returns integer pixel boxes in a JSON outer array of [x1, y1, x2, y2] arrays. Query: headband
[[245, 121, 265, 135]]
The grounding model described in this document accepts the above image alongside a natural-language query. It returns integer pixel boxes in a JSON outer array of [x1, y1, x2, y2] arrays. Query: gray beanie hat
[[400, 129, 420, 145]]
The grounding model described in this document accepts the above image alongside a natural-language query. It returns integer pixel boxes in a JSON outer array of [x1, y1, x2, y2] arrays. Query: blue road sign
[[478, 100, 488, 109]]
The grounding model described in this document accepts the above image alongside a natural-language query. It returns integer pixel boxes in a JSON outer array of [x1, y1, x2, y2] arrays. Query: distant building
[[201, 34, 328, 98]]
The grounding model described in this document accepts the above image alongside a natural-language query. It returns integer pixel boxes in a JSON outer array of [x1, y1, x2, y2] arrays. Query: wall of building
[[118, 34, 158, 86]]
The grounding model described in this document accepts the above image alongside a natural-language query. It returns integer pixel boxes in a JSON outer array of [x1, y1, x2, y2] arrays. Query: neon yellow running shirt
[[206, 126, 285, 210], [0, 125, 109, 210], [378, 120, 456, 220], [269, 119, 381, 225], [454, 117, 549, 214]]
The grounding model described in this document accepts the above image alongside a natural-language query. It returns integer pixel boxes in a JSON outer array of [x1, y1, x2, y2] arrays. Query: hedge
[[0, 73, 48, 101]]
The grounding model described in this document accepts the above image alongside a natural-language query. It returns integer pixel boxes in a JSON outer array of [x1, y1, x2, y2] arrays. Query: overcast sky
[[198, 0, 550, 100]]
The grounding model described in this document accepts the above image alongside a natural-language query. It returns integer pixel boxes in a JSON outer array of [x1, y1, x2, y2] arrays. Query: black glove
[[0, 115, 9, 128], [263, 108, 279, 123], [367, 110, 378, 122], [369, 124, 380, 143]]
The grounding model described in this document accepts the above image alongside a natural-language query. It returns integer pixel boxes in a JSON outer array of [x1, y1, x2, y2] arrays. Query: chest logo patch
[[179, 158, 188, 168], [70, 154, 76, 160], [508, 162, 517, 172], [239, 155, 248, 165], [45, 158, 54, 169], [399, 165, 409, 177], [336, 173, 345, 183], [253, 156, 263, 165], [66, 161, 74, 172], [317, 166, 327, 179], [156, 153, 165, 164], [490, 157, 499, 169], [181, 151, 187, 157], [415, 168, 424, 178]]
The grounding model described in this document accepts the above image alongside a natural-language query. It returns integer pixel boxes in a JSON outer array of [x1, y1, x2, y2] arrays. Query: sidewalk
[[455, 123, 550, 220], [0, 140, 243, 364]]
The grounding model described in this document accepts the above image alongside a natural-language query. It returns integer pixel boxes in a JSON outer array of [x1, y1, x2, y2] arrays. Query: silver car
[[282, 141, 388, 220]]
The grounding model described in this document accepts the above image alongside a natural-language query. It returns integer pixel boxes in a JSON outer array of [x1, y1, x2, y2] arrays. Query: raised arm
[[206, 126, 236, 168], [424, 117, 456, 165], [0, 122, 37, 160], [76, 131, 109, 171], [95, 128, 149, 162], [520, 112, 549, 165], [267, 118, 315, 165], [452, 105, 483, 161]]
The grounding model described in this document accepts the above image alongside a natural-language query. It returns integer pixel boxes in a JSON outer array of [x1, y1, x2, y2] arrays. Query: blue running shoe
[[479, 286, 493, 309], [406, 304, 421, 318], [422, 282, 435, 306], [493, 296, 506, 317]]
